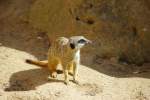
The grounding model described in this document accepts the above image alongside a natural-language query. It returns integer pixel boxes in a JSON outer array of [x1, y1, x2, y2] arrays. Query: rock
[[110, 57, 118, 63], [29, 0, 150, 65], [0, 0, 150, 65]]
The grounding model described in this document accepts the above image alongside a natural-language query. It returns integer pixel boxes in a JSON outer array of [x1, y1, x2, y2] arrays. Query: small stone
[[37, 36, 42, 40], [55, 92, 61, 97], [110, 57, 118, 63], [143, 28, 147, 32]]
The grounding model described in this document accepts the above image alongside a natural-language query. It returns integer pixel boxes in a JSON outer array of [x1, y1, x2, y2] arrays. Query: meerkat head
[[69, 36, 92, 50]]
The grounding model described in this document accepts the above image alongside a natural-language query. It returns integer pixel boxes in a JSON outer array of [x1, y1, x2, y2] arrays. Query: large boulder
[[29, 0, 150, 65]]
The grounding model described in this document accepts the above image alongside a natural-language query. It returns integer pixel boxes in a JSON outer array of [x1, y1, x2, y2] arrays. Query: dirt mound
[[0, 46, 150, 99]]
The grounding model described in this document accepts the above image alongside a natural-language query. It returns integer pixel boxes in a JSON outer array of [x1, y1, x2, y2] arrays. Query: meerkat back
[[48, 37, 71, 60]]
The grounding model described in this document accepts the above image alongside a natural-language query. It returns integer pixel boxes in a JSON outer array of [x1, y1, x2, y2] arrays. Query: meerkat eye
[[78, 39, 86, 44]]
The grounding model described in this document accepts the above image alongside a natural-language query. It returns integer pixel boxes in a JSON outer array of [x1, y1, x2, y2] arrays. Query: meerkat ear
[[56, 37, 69, 45]]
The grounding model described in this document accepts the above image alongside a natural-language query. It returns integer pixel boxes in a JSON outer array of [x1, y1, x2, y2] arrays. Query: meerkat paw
[[51, 72, 57, 78], [69, 72, 73, 76], [64, 80, 69, 85], [72, 80, 79, 85], [52, 72, 57, 78]]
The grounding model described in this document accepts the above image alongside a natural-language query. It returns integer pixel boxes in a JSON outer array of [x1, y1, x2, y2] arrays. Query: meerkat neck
[[73, 49, 80, 63]]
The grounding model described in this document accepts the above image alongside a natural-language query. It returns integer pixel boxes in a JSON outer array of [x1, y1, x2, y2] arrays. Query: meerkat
[[26, 36, 91, 85]]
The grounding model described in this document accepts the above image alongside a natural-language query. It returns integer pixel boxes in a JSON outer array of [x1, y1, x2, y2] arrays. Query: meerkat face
[[69, 36, 92, 50]]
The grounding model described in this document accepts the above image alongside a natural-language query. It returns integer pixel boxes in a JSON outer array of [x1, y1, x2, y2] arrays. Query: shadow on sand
[[5, 68, 64, 91]]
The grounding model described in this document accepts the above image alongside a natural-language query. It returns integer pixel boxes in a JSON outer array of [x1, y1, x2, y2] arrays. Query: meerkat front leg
[[72, 49, 80, 84], [64, 69, 69, 85], [63, 63, 70, 85], [68, 62, 74, 75], [72, 61, 80, 84]]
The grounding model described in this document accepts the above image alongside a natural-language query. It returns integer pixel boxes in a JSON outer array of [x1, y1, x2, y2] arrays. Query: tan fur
[[26, 59, 48, 67], [26, 37, 75, 84]]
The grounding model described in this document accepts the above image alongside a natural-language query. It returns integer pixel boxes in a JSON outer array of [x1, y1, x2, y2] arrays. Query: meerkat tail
[[26, 59, 48, 67]]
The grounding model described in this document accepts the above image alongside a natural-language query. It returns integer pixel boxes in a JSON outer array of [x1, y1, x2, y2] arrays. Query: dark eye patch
[[70, 43, 75, 49], [78, 39, 86, 44]]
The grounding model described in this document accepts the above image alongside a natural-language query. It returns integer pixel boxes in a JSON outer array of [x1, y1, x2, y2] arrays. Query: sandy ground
[[0, 41, 150, 100]]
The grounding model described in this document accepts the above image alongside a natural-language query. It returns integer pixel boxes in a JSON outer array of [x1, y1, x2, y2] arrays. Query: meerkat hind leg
[[48, 58, 60, 78]]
